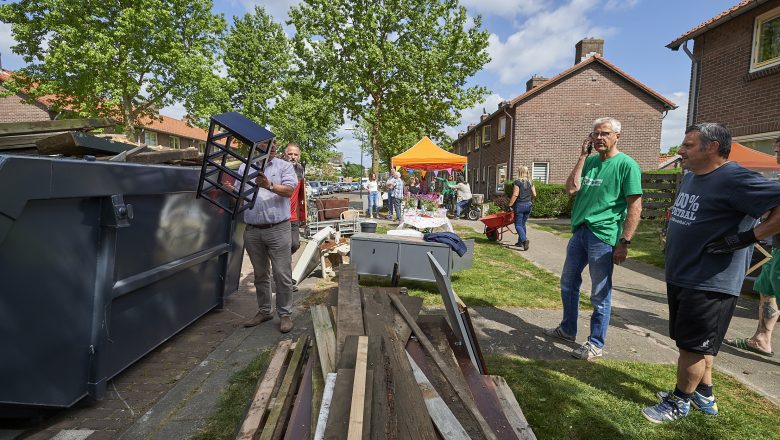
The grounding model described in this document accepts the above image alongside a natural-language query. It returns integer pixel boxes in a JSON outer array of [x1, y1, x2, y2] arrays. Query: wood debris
[[236, 264, 537, 439]]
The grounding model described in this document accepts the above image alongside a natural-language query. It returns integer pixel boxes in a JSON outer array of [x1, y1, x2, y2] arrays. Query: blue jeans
[[367, 191, 378, 216], [559, 226, 614, 349], [387, 194, 394, 219], [513, 202, 532, 243], [456, 200, 470, 217]]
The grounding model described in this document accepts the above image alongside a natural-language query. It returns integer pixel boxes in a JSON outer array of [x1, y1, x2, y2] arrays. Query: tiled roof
[[509, 54, 678, 109], [2, 68, 207, 141], [139, 114, 208, 142], [667, 0, 769, 49]]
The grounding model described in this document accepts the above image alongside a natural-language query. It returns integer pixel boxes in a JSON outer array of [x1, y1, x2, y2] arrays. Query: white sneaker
[[571, 341, 603, 360]]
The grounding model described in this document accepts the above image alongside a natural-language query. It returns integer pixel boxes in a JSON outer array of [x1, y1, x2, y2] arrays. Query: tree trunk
[[122, 96, 135, 139]]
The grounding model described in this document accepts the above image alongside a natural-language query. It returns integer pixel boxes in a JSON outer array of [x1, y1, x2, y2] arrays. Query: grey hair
[[593, 117, 622, 133], [685, 123, 732, 158]]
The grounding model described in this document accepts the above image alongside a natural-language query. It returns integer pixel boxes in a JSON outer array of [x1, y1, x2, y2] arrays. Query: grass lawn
[[530, 219, 667, 268], [360, 226, 583, 309], [489, 354, 780, 440], [192, 350, 271, 440]]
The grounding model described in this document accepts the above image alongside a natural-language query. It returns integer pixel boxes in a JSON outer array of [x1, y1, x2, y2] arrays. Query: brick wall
[[692, 0, 780, 137], [0, 88, 53, 123], [513, 63, 665, 184]]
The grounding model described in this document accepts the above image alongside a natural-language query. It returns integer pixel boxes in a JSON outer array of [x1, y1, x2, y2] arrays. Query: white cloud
[[660, 91, 688, 151], [459, 0, 549, 18], [0, 22, 26, 70], [484, 0, 617, 85], [235, 0, 301, 23], [160, 101, 188, 119]]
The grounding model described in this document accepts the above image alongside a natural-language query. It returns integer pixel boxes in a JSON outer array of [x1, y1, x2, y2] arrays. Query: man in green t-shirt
[[544, 117, 643, 360]]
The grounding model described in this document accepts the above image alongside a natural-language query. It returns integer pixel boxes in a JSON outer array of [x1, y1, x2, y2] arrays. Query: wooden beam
[[235, 339, 293, 440], [406, 352, 471, 440], [389, 292, 423, 344], [127, 147, 199, 164], [107, 144, 148, 162], [361, 288, 436, 440], [310, 344, 324, 440], [347, 336, 369, 440], [36, 131, 136, 156], [260, 335, 309, 440], [336, 265, 364, 366], [313, 373, 337, 440], [0, 118, 114, 137], [490, 376, 537, 440], [389, 293, 497, 440], [284, 354, 315, 440], [311, 305, 337, 379], [0, 132, 65, 150], [324, 369, 355, 439]]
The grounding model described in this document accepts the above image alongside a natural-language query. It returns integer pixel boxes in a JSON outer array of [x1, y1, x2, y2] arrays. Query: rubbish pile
[[236, 264, 536, 439], [0, 118, 201, 165]]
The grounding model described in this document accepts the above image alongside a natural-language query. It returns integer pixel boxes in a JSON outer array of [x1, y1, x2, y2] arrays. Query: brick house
[[452, 39, 677, 198], [0, 68, 56, 123], [667, 0, 780, 155], [0, 68, 207, 149]]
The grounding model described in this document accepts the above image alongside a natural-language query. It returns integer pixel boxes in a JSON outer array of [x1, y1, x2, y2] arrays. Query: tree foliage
[[289, 0, 491, 174], [342, 162, 364, 179], [188, 5, 340, 166], [0, 0, 226, 136]]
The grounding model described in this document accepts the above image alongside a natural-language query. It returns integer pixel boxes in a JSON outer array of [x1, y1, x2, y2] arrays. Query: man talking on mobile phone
[[543, 117, 643, 360]]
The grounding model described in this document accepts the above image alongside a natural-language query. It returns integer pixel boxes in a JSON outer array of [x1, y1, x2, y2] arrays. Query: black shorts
[[667, 284, 738, 355]]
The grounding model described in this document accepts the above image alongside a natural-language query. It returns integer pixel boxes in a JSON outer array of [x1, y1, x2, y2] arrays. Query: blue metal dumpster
[[0, 154, 244, 409]]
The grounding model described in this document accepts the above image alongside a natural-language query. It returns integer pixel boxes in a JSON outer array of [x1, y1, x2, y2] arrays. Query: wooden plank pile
[[236, 264, 536, 439], [0, 118, 202, 165]]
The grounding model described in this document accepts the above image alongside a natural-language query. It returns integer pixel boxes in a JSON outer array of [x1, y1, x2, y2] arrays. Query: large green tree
[[289, 0, 490, 174], [190, 5, 340, 165], [0, 0, 226, 136]]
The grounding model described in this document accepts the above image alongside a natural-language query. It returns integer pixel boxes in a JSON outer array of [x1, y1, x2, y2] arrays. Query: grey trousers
[[290, 220, 301, 254], [244, 221, 293, 316]]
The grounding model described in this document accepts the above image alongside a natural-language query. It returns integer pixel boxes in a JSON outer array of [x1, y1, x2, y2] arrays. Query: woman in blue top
[[508, 166, 537, 250]]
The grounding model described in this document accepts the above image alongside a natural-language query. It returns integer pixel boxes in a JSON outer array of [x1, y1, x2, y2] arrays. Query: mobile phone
[[587, 142, 593, 155]]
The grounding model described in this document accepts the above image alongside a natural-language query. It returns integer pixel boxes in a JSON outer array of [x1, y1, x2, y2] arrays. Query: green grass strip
[[488, 354, 779, 440]]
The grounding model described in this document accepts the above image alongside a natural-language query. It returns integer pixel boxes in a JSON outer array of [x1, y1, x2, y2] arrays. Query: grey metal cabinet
[[351, 233, 472, 282]]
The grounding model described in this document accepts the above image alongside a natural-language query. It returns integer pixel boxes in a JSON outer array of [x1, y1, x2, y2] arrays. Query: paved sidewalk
[[471, 219, 779, 405]]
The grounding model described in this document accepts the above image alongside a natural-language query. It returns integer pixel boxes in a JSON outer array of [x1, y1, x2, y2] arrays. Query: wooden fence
[[641, 172, 681, 218]]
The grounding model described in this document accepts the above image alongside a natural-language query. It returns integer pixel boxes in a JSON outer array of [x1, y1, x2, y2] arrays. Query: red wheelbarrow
[[479, 211, 515, 241]]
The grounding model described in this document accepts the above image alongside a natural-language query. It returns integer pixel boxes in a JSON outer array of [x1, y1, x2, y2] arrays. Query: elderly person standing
[[391, 170, 405, 221], [239, 140, 298, 333], [544, 117, 643, 360]]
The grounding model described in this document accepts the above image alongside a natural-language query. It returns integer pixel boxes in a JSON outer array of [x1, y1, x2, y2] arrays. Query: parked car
[[318, 181, 332, 194], [338, 182, 353, 192], [307, 181, 322, 196], [351, 182, 361, 191]]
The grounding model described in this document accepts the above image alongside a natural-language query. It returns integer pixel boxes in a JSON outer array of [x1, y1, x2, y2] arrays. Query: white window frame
[[169, 135, 180, 149], [496, 163, 507, 192], [144, 131, 158, 146], [482, 166, 486, 182], [750, 5, 780, 72], [467, 136, 472, 153], [498, 117, 507, 140], [532, 162, 549, 184], [482, 125, 491, 145], [475, 131, 481, 150]]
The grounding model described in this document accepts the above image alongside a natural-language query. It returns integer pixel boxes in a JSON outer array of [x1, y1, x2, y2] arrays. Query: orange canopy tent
[[730, 142, 780, 170], [391, 136, 467, 171]]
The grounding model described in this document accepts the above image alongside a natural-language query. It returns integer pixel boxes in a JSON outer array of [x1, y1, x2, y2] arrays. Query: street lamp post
[[344, 127, 367, 210]]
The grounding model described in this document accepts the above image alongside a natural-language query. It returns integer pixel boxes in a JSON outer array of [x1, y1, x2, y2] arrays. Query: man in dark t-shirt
[[643, 123, 780, 424]]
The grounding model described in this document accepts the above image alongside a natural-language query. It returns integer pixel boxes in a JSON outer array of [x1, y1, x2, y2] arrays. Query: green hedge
[[501, 181, 574, 218]]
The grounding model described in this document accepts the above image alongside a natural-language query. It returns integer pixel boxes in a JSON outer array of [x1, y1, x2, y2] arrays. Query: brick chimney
[[525, 75, 548, 91], [575, 38, 604, 64]]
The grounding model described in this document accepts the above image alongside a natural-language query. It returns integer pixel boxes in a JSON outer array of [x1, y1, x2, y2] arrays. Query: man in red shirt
[[285, 143, 306, 253]]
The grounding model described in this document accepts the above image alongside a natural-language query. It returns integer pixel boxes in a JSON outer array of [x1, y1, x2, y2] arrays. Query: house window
[[475, 167, 480, 184], [199, 142, 206, 152], [751, 6, 780, 72], [482, 166, 486, 182], [498, 117, 507, 140], [475, 131, 481, 150], [482, 125, 491, 145], [733, 131, 780, 155], [496, 163, 507, 193], [467, 136, 472, 153], [169, 136, 180, 149], [532, 162, 549, 184], [144, 131, 158, 146]]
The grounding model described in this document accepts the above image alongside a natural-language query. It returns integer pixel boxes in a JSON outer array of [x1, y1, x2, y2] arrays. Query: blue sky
[[0, 0, 741, 162]]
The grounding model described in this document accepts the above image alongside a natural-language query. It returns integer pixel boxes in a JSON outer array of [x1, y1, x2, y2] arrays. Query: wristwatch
[[619, 237, 631, 245], [267, 182, 274, 191]]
